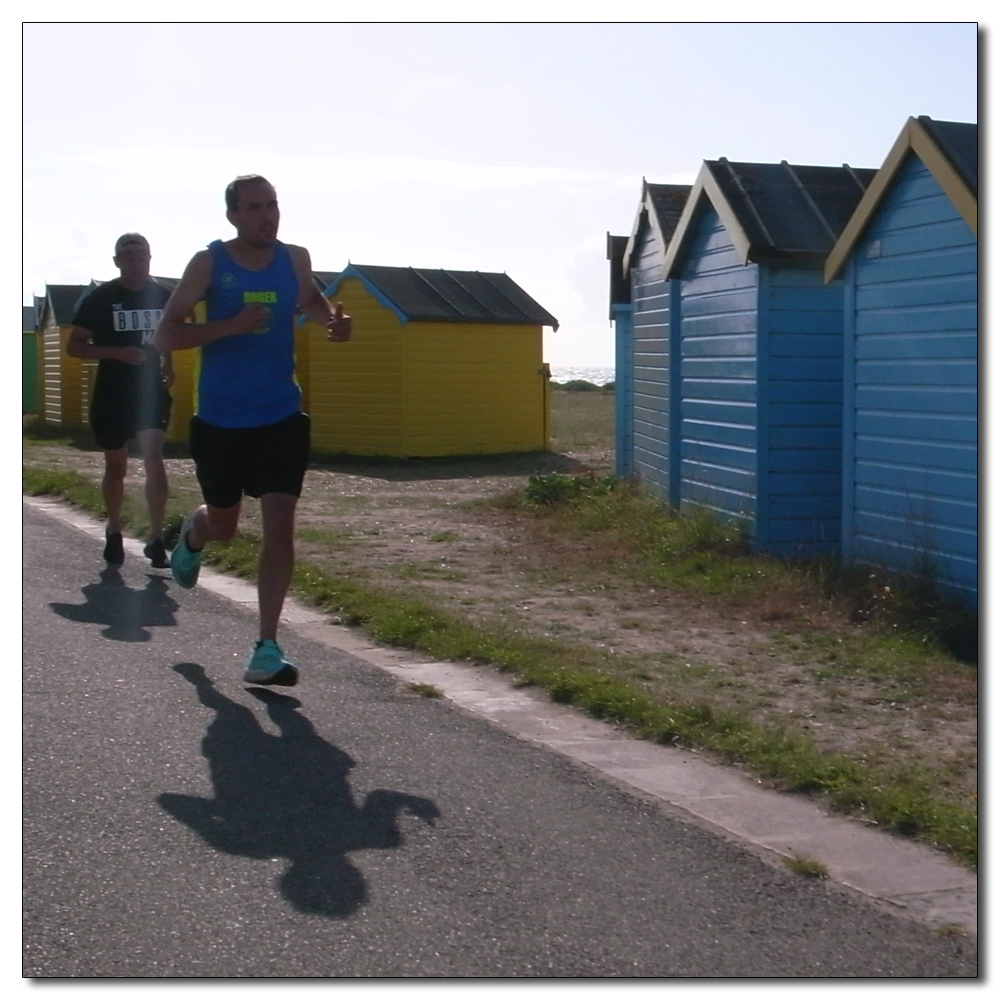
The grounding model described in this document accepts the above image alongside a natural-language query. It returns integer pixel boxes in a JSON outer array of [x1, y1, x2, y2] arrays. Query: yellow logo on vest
[[244, 291, 276, 333]]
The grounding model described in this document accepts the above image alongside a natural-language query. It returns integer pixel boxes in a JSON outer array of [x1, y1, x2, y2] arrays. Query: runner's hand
[[236, 302, 272, 334], [116, 346, 147, 365], [326, 302, 352, 342]]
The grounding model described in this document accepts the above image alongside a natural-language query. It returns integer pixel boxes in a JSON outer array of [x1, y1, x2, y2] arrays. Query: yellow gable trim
[[621, 182, 650, 279], [623, 181, 680, 280], [825, 117, 976, 282], [663, 163, 753, 279]]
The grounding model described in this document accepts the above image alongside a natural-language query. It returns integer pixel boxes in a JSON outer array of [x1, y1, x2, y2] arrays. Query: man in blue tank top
[[155, 175, 351, 687]]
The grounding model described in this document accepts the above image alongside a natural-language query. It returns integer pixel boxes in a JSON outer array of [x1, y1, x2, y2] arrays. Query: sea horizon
[[549, 365, 614, 385]]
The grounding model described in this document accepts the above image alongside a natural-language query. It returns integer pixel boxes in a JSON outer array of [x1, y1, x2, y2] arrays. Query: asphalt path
[[22, 501, 978, 978]]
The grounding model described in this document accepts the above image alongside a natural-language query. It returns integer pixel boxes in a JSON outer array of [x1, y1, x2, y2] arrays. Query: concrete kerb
[[25, 496, 978, 938]]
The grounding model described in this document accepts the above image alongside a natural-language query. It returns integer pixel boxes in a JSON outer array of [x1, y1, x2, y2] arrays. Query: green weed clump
[[784, 855, 829, 879], [831, 561, 978, 665], [522, 472, 619, 506], [553, 379, 602, 392], [407, 683, 443, 698]]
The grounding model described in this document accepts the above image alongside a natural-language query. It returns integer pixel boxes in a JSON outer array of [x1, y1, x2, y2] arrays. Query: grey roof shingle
[[918, 117, 977, 195], [606, 234, 630, 314], [40, 277, 179, 327], [646, 183, 691, 243], [88, 275, 178, 291], [312, 270, 340, 292], [622, 181, 692, 277], [704, 159, 877, 263], [337, 266, 559, 329], [44, 284, 92, 326]]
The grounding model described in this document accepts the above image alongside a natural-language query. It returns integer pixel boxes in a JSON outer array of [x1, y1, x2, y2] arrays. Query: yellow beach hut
[[300, 265, 559, 458], [38, 283, 92, 429]]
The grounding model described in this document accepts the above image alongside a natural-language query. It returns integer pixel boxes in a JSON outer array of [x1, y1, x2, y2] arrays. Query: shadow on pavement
[[48, 567, 179, 642], [158, 663, 440, 917]]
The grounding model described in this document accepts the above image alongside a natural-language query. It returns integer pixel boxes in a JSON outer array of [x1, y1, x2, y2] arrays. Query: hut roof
[[312, 271, 340, 293], [621, 181, 692, 277], [325, 264, 559, 330], [606, 234, 630, 317], [38, 277, 179, 330], [825, 117, 978, 280], [919, 117, 978, 194], [78, 275, 178, 293], [663, 159, 876, 276], [42, 284, 92, 326]]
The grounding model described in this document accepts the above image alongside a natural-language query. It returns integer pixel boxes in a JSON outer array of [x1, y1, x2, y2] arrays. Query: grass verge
[[513, 473, 978, 662], [22, 464, 978, 869]]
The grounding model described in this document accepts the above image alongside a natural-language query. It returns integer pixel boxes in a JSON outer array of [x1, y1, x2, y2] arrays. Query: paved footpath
[[22, 498, 978, 978]]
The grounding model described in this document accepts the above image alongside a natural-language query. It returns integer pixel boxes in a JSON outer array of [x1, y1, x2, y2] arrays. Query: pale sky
[[22, 17, 979, 368]]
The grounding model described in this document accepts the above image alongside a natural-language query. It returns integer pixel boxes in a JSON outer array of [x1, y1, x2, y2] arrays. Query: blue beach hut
[[614, 181, 691, 489], [824, 117, 978, 605], [654, 158, 877, 557], [616, 161, 877, 556]]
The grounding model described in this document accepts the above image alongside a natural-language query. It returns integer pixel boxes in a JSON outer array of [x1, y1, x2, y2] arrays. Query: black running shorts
[[189, 411, 311, 509], [90, 385, 172, 451]]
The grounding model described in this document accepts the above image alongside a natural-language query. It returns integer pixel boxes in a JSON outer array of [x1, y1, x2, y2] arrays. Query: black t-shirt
[[71, 278, 173, 400]]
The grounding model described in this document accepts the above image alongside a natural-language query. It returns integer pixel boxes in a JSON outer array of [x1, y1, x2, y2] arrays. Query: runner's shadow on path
[[49, 567, 179, 642], [158, 662, 440, 917]]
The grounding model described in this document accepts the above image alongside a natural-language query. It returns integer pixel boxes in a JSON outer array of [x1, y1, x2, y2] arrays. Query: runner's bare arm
[[288, 244, 352, 342], [153, 250, 268, 352], [66, 325, 145, 365], [161, 351, 175, 389]]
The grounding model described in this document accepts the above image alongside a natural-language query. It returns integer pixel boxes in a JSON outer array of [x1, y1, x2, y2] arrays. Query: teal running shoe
[[170, 512, 203, 589], [243, 640, 299, 687]]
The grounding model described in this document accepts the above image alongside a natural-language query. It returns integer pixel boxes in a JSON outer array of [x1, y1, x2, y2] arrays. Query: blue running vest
[[199, 239, 301, 428]]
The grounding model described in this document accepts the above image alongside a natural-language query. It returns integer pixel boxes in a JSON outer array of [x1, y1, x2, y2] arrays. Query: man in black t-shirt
[[68, 233, 174, 567]]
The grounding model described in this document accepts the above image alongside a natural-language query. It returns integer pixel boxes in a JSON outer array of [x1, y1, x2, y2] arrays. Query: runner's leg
[[183, 414, 244, 549], [257, 492, 298, 641], [136, 428, 168, 541], [183, 501, 242, 550], [102, 447, 128, 534]]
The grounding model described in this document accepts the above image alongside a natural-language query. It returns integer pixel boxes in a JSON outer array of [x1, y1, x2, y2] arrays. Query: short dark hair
[[225, 175, 273, 213]]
